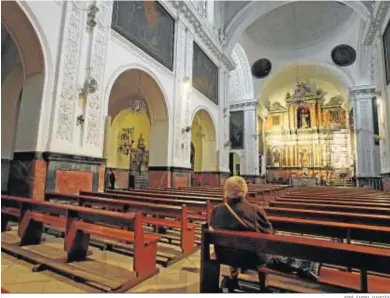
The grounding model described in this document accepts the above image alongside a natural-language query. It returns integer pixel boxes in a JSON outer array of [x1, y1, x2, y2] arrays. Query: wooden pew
[[268, 216, 390, 245], [269, 201, 390, 216], [1, 195, 160, 292], [109, 189, 224, 204], [85, 191, 390, 227], [274, 198, 390, 209], [80, 191, 213, 221], [206, 203, 390, 245], [200, 224, 390, 293], [45, 192, 196, 255], [282, 194, 390, 203], [264, 207, 390, 227], [76, 191, 390, 246]]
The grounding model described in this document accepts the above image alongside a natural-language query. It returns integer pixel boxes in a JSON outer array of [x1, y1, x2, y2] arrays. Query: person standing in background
[[106, 169, 116, 190]]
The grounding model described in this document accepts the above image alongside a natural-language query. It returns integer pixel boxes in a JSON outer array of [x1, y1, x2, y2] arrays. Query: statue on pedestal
[[297, 107, 311, 129]]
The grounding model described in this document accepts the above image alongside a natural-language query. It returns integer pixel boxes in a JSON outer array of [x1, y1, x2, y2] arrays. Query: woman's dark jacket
[[210, 196, 273, 267]]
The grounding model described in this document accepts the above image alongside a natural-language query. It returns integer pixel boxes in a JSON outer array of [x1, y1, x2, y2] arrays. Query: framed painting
[[192, 42, 219, 104], [230, 111, 244, 149], [111, 1, 175, 71], [383, 19, 390, 85]]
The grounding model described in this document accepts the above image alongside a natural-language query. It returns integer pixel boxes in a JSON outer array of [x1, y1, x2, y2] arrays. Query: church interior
[[2, 0, 390, 294]]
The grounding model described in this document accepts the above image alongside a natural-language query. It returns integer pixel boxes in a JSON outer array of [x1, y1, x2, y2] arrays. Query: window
[[383, 19, 390, 85], [272, 116, 280, 126], [372, 97, 380, 146]]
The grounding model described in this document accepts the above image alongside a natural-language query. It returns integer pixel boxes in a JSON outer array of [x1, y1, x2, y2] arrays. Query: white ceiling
[[245, 1, 355, 52]]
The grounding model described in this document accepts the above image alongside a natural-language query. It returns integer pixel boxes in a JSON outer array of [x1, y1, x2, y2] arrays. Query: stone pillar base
[[7, 152, 105, 200], [148, 167, 192, 189], [357, 177, 383, 190], [194, 171, 230, 187]]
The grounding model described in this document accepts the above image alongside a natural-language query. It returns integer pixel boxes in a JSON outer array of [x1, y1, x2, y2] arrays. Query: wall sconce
[[79, 77, 98, 98], [223, 107, 229, 118], [87, 4, 99, 30], [76, 115, 85, 126], [182, 126, 191, 133]]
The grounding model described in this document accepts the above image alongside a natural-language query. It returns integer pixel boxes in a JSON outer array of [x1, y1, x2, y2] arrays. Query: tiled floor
[[1, 230, 201, 293]]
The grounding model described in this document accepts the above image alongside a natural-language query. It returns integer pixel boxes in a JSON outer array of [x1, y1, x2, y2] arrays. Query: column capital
[[349, 85, 376, 100]]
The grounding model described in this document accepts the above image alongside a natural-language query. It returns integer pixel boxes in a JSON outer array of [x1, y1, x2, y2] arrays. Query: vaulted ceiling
[[245, 2, 354, 53], [220, 1, 377, 53]]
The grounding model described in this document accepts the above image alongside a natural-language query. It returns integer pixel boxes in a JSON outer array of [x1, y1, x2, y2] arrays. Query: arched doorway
[[1, 2, 46, 197], [190, 109, 217, 186], [106, 68, 169, 189]]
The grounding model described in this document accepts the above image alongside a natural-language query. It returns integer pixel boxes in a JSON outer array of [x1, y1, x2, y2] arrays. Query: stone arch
[[225, 1, 371, 53], [190, 108, 217, 173], [1, 2, 49, 195], [105, 68, 169, 189], [229, 43, 254, 102]]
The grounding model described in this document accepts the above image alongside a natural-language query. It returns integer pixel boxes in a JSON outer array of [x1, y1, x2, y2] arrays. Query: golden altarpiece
[[264, 82, 353, 184]]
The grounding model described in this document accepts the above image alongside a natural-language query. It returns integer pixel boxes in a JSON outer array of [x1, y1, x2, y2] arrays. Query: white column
[[84, 1, 113, 156], [261, 110, 269, 176], [218, 67, 229, 173], [182, 23, 193, 169], [229, 101, 259, 176], [245, 105, 259, 176], [350, 85, 380, 178], [171, 19, 188, 167]]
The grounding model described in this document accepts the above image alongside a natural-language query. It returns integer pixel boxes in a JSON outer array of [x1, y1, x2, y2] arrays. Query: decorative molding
[[229, 100, 257, 111], [349, 85, 376, 99], [170, 1, 236, 72], [229, 43, 254, 102], [86, 1, 112, 148], [363, 1, 390, 46], [269, 101, 287, 113], [55, 1, 84, 142]]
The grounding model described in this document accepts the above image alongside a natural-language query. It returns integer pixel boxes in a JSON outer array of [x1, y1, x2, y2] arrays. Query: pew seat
[[201, 224, 390, 293], [319, 267, 390, 293]]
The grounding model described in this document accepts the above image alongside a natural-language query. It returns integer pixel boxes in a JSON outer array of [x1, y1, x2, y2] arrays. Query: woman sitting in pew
[[210, 176, 319, 291]]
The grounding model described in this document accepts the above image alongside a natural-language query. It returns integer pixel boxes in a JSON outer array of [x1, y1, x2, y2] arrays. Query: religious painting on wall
[[230, 111, 244, 149], [297, 106, 311, 129], [383, 20, 390, 84], [192, 42, 219, 104], [111, 1, 175, 71]]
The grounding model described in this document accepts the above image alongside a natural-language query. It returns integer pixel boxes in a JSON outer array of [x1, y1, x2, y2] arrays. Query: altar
[[263, 81, 353, 185], [290, 177, 317, 187]]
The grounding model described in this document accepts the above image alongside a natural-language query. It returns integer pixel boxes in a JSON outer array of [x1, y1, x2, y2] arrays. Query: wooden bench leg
[[258, 271, 269, 292], [1, 216, 11, 232], [360, 269, 368, 293], [200, 259, 220, 293], [19, 214, 44, 246], [65, 229, 90, 262]]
